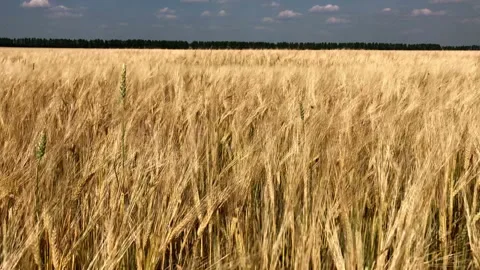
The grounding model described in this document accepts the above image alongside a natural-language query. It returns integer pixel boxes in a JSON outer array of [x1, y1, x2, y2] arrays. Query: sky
[[1, 0, 480, 45]]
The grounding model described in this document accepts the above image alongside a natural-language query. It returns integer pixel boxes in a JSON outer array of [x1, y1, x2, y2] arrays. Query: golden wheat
[[0, 48, 480, 269]]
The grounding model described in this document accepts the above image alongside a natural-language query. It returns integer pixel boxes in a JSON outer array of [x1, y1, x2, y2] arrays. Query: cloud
[[208, 25, 222, 30], [155, 7, 177, 20], [181, 0, 209, 2], [278, 10, 302, 19], [158, 7, 174, 13], [262, 17, 276, 23], [201, 10, 211, 16], [21, 0, 50, 8], [411, 9, 446, 16], [430, 0, 467, 3], [309, 4, 339, 13], [254, 26, 273, 31], [263, 1, 280, 8], [403, 28, 424, 35], [47, 5, 84, 18], [382, 8, 392, 13], [218, 10, 227, 16], [461, 18, 480, 24], [326, 17, 349, 24]]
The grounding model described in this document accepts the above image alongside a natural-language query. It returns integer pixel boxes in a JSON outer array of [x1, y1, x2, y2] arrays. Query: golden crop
[[0, 48, 479, 269]]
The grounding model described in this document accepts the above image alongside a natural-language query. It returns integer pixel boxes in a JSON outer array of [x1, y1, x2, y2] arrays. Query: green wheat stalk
[[33, 131, 46, 269], [34, 131, 46, 218], [120, 64, 127, 173], [299, 101, 305, 122]]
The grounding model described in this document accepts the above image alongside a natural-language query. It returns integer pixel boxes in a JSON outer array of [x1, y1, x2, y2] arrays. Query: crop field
[[0, 48, 480, 269]]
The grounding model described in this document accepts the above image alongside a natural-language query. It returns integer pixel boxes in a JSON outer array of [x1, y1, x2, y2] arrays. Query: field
[[0, 48, 480, 269]]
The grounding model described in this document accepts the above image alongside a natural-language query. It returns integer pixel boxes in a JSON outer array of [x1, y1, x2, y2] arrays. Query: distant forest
[[1, 37, 479, 51]]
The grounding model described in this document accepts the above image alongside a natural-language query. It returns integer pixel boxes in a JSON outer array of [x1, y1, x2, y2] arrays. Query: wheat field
[[0, 48, 479, 269]]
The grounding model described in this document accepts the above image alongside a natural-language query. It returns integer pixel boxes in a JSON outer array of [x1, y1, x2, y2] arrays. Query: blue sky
[[1, 0, 479, 45]]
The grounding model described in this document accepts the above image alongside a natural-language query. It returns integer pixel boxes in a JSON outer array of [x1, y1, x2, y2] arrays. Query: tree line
[[1, 37, 479, 51]]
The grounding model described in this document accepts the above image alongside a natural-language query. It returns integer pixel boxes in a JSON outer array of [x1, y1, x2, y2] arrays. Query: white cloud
[[262, 17, 275, 23], [158, 7, 174, 14], [263, 1, 280, 7], [155, 7, 177, 20], [309, 4, 339, 13], [218, 10, 227, 16], [208, 25, 222, 30], [430, 0, 466, 3], [21, 0, 50, 8], [50, 5, 72, 12], [254, 26, 273, 31], [201, 10, 211, 16], [162, 14, 177, 19], [461, 18, 480, 24], [382, 8, 392, 12], [269, 1, 280, 7], [403, 28, 424, 35], [326, 17, 349, 24], [47, 5, 84, 18], [278, 10, 302, 19], [411, 8, 446, 16]]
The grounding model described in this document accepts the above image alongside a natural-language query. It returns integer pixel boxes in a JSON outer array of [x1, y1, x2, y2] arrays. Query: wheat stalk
[[44, 211, 62, 269], [32, 131, 46, 269], [120, 63, 127, 174], [34, 131, 46, 220]]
